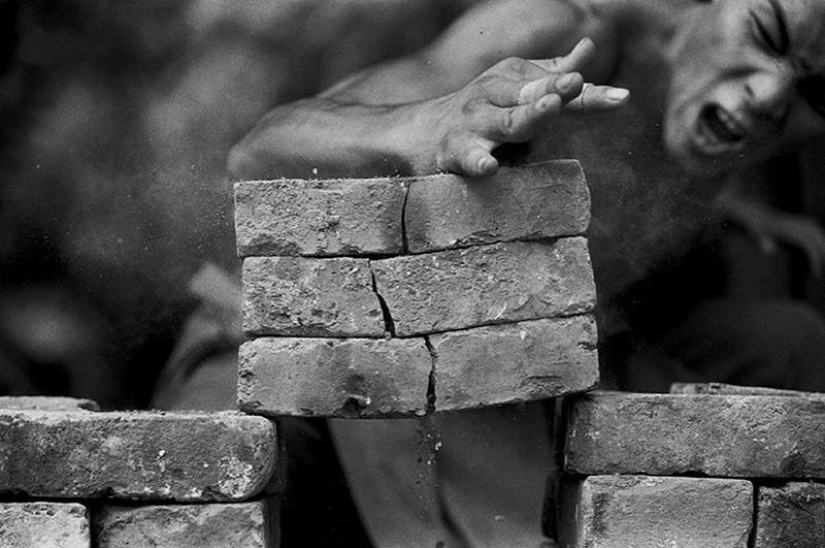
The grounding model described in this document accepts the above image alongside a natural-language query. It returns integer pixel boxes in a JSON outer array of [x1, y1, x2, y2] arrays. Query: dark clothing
[[624, 298, 825, 393]]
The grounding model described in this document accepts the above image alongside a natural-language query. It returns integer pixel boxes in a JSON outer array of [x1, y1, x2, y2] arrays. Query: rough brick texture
[[405, 160, 589, 253], [0, 503, 90, 548], [96, 500, 278, 548], [756, 482, 825, 547], [372, 238, 595, 336], [0, 396, 99, 411], [234, 178, 405, 257], [565, 392, 825, 478], [430, 315, 598, 410], [557, 476, 752, 547], [238, 337, 432, 417], [242, 256, 386, 337], [670, 382, 809, 397], [0, 410, 276, 501]]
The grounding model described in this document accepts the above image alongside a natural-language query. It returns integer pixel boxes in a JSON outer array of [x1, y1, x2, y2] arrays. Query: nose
[[744, 70, 793, 129]]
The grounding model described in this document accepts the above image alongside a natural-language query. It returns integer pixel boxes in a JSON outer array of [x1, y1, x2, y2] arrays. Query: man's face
[[665, 0, 825, 175]]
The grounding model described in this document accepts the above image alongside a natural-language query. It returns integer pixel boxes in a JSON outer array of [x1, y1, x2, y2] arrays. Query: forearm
[[229, 40, 629, 181], [228, 97, 440, 180]]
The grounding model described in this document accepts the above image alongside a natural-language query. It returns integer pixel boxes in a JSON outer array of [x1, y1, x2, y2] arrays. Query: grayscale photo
[[1, 0, 825, 546]]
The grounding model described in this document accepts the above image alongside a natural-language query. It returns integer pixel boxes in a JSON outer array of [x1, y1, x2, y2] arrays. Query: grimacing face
[[664, 0, 825, 175]]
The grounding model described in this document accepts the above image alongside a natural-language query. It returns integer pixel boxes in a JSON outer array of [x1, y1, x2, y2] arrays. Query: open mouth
[[693, 104, 747, 154]]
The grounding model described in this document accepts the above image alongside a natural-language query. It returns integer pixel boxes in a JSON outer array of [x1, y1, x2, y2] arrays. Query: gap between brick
[[369, 267, 396, 337], [747, 485, 758, 548], [424, 335, 437, 414]]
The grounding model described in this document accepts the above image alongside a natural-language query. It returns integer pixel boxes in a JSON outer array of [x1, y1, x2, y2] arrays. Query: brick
[[372, 238, 595, 336], [0, 503, 90, 548], [234, 178, 405, 257], [238, 337, 432, 417], [242, 256, 386, 337], [565, 392, 825, 478], [430, 315, 598, 410], [405, 160, 589, 253], [557, 476, 752, 547], [0, 396, 99, 411], [0, 410, 276, 501], [670, 382, 812, 397], [96, 500, 278, 548], [756, 482, 825, 547]]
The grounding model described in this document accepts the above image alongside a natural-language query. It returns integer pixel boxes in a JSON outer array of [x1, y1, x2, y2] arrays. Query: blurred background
[[0, 0, 481, 409]]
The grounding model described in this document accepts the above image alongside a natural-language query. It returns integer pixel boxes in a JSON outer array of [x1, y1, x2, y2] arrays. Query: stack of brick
[[234, 160, 600, 418], [0, 396, 278, 547], [557, 384, 825, 547]]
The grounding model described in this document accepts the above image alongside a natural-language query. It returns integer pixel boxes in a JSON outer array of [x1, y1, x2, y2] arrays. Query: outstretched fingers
[[563, 82, 629, 113], [529, 37, 597, 75], [449, 94, 565, 176], [496, 93, 564, 141], [439, 133, 499, 177], [518, 71, 583, 105]]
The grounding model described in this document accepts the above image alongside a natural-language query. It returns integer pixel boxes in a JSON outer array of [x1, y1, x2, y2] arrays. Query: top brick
[[234, 178, 406, 257], [565, 391, 825, 478], [0, 410, 276, 502], [405, 160, 589, 253]]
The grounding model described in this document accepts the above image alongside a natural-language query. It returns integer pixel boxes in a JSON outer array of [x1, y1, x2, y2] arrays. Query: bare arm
[[228, 0, 624, 179]]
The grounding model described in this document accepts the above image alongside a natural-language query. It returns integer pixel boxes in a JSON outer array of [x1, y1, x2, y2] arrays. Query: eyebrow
[[767, 0, 790, 53]]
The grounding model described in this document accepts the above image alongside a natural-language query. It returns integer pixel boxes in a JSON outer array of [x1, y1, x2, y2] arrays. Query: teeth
[[693, 105, 747, 154], [715, 108, 744, 141]]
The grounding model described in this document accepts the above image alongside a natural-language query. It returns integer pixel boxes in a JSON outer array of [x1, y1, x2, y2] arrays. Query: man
[[226, 0, 825, 545]]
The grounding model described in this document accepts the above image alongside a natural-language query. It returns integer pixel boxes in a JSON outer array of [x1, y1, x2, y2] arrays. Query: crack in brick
[[424, 336, 437, 414], [369, 267, 396, 336], [400, 181, 410, 254]]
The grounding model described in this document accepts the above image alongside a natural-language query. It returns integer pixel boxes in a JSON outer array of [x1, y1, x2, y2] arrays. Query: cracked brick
[[371, 238, 595, 336], [234, 178, 405, 257], [238, 337, 432, 417], [430, 315, 598, 410], [405, 160, 589, 253], [242, 256, 386, 337]]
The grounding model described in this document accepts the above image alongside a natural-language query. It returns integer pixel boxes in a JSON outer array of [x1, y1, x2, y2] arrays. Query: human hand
[[423, 37, 629, 177]]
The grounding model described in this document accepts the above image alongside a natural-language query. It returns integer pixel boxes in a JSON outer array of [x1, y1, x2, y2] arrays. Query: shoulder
[[427, 0, 621, 83]]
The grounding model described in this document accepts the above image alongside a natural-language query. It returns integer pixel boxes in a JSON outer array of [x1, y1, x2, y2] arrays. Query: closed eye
[[750, 13, 784, 55], [750, 0, 790, 55]]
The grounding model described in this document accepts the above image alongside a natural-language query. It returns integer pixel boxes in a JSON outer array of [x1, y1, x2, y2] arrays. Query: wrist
[[384, 95, 455, 176]]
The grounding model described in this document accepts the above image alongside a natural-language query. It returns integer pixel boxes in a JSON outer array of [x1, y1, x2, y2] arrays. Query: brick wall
[[5, 162, 823, 546], [235, 160, 600, 418], [0, 396, 278, 546], [559, 384, 825, 547]]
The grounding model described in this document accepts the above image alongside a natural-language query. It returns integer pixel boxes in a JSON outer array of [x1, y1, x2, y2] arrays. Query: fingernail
[[537, 94, 559, 112], [575, 37, 592, 49], [607, 88, 629, 102], [557, 73, 576, 90], [477, 156, 495, 174]]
